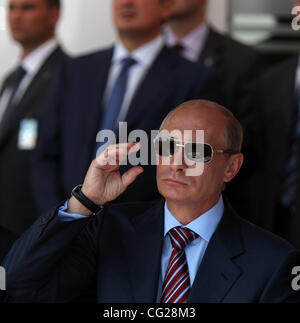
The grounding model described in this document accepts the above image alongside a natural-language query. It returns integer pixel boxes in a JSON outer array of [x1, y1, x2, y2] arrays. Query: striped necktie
[[161, 226, 199, 303]]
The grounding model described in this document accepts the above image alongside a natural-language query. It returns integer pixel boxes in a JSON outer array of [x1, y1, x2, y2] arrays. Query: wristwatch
[[71, 185, 103, 215]]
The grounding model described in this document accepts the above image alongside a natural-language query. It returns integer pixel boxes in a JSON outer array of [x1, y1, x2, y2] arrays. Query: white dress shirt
[[164, 23, 209, 63], [103, 35, 164, 123], [0, 38, 58, 124]]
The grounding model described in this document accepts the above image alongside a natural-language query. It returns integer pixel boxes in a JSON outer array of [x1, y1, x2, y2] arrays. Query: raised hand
[[68, 142, 144, 215]]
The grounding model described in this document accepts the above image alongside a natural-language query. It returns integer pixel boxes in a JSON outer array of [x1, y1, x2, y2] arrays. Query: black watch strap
[[71, 185, 103, 214]]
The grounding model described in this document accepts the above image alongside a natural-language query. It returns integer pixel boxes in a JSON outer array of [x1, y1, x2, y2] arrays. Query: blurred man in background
[[253, 1, 300, 250], [164, 0, 265, 222], [32, 0, 221, 213], [165, 0, 263, 116], [0, 0, 67, 236]]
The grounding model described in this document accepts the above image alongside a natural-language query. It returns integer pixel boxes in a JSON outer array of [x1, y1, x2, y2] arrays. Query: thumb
[[121, 166, 144, 190]]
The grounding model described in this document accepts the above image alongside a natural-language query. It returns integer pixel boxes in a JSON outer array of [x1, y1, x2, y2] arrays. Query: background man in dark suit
[[2, 99, 299, 303], [32, 0, 221, 213], [164, 0, 265, 223], [254, 54, 300, 250], [0, 0, 67, 235], [165, 0, 263, 116]]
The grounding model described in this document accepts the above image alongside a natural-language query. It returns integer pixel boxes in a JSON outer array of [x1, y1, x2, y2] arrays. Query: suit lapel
[[188, 203, 245, 302], [123, 200, 165, 303], [123, 200, 245, 303], [199, 27, 223, 69], [0, 47, 65, 145], [125, 47, 179, 127], [80, 49, 113, 163]]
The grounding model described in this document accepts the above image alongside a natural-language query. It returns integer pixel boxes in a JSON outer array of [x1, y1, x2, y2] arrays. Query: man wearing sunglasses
[[3, 100, 300, 303]]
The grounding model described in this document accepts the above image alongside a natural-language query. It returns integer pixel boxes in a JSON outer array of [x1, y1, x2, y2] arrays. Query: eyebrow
[[9, 2, 37, 10]]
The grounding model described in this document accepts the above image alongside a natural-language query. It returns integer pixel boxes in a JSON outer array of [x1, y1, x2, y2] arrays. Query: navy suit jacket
[[32, 46, 221, 212], [2, 199, 300, 303], [253, 56, 300, 249]]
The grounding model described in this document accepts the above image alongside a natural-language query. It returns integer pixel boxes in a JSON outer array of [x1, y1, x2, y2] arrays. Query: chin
[[159, 187, 186, 203]]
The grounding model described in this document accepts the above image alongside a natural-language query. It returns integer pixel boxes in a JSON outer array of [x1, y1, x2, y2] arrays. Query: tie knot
[[10, 66, 26, 88], [168, 226, 198, 250], [171, 43, 184, 53], [121, 56, 137, 70], [14, 65, 26, 79]]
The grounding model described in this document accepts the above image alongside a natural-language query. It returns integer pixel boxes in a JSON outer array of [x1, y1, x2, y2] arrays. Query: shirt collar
[[164, 195, 224, 242], [164, 23, 209, 62], [21, 38, 58, 75], [112, 34, 164, 69]]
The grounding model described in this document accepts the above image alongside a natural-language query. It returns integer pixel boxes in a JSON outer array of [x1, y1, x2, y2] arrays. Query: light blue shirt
[[58, 196, 224, 299]]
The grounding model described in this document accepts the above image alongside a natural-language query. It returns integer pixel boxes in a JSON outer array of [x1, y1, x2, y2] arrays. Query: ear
[[49, 7, 60, 28], [223, 153, 244, 183]]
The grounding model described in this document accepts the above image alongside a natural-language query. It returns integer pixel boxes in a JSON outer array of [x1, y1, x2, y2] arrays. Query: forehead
[[114, 0, 161, 8], [9, 0, 46, 6], [173, 0, 202, 9], [162, 107, 228, 144]]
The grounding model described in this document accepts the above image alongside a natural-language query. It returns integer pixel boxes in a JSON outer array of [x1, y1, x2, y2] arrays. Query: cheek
[[156, 164, 169, 180], [23, 13, 41, 26]]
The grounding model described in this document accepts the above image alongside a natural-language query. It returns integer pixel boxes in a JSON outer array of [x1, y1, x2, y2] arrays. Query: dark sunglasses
[[154, 134, 239, 164]]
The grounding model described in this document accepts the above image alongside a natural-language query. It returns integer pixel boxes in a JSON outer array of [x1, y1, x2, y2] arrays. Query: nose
[[169, 146, 188, 172]]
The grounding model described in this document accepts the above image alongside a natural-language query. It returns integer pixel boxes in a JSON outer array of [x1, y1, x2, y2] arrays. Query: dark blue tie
[[281, 102, 300, 210], [0, 66, 26, 125], [100, 56, 137, 131], [94, 57, 136, 157]]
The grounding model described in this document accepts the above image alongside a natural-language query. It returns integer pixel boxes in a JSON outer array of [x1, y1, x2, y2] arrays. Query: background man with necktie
[[0, 0, 67, 236], [3, 100, 300, 303], [253, 2, 300, 249], [32, 0, 221, 213], [164, 0, 265, 224]]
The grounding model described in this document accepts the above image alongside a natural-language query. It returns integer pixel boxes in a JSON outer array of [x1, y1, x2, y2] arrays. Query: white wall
[[0, 0, 228, 81]]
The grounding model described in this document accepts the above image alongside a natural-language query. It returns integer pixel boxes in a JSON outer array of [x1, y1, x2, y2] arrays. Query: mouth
[[10, 24, 23, 32], [118, 8, 137, 19], [164, 178, 187, 186]]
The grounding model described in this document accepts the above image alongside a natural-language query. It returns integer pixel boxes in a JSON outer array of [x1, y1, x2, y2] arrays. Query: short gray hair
[[159, 100, 243, 152]]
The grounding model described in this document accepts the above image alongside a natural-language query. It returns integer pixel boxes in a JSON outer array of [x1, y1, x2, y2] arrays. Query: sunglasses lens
[[156, 137, 177, 157], [185, 143, 212, 163]]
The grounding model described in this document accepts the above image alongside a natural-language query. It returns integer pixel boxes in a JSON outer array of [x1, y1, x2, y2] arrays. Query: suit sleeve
[[31, 62, 68, 213], [2, 206, 102, 302], [259, 250, 300, 303]]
